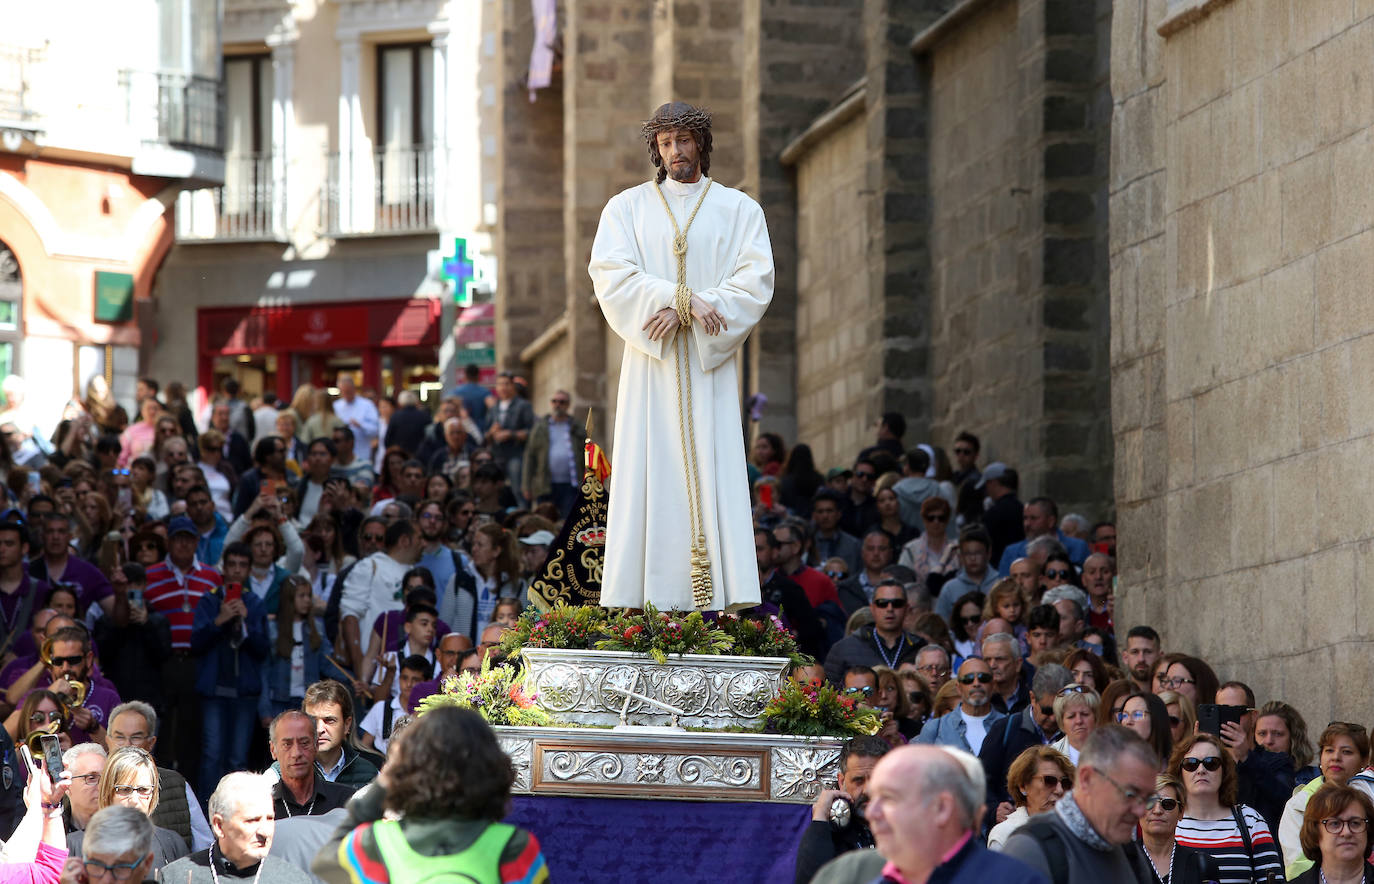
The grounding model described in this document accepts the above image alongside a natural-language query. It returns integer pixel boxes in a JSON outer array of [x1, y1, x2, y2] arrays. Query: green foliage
[[715, 612, 811, 666], [594, 602, 733, 664], [417, 654, 555, 728], [499, 601, 606, 659], [759, 680, 882, 738]]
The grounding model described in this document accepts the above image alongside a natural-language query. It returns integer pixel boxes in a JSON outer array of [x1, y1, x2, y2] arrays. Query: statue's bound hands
[[643, 307, 681, 342], [690, 294, 727, 336]]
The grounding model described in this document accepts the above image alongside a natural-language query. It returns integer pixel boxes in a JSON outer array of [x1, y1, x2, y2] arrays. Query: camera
[[828, 796, 875, 849]]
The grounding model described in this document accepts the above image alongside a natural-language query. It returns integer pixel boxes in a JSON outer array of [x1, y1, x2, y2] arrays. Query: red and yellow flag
[[584, 440, 611, 483]]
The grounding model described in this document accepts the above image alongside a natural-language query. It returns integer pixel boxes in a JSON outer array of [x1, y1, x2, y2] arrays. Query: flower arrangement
[[595, 602, 733, 664], [759, 679, 882, 738], [416, 654, 554, 727], [715, 612, 810, 665], [499, 601, 606, 658]]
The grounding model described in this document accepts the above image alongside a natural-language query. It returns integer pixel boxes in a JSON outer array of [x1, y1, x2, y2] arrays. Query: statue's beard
[[667, 158, 700, 182]]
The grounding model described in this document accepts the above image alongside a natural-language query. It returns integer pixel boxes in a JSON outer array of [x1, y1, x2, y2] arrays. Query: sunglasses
[[853, 471, 876, 480], [48, 655, 85, 668], [872, 598, 907, 609], [843, 686, 874, 697], [958, 673, 993, 685], [28, 710, 63, 724], [1181, 756, 1222, 772], [924, 514, 949, 523], [825, 570, 848, 580], [1038, 705, 1056, 717], [1154, 796, 1180, 812], [1038, 774, 1072, 790], [1168, 715, 1181, 725], [1058, 684, 1092, 696], [1045, 569, 1073, 580], [961, 614, 983, 625]]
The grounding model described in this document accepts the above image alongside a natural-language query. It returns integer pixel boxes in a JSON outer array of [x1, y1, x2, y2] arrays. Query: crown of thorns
[[641, 104, 713, 141]]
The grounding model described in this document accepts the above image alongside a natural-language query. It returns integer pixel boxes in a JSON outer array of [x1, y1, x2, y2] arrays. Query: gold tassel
[[690, 537, 712, 609]]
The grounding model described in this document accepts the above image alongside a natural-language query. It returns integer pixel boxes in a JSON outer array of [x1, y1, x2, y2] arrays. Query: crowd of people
[[0, 369, 1360, 884]]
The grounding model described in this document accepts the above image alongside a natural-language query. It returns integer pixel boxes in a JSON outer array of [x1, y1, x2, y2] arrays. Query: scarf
[[1054, 790, 1113, 852]]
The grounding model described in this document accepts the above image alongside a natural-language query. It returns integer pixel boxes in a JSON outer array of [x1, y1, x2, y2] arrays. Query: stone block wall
[[1112, 0, 1374, 724], [794, 111, 875, 467], [495, 0, 565, 373]]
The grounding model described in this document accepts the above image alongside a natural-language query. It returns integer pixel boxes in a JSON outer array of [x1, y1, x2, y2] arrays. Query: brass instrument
[[39, 638, 88, 708], [25, 720, 61, 754]]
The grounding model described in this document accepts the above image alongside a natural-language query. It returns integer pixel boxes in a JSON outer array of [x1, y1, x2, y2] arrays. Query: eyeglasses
[[1038, 774, 1072, 790], [112, 784, 155, 798], [872, 598, 906, 609], [1161, 677, 1195, 689], [1045, 569, 1073, 580], [853, 471, 875, 480], [83, 859, 144, 881], [28, 710, 63, 725], [825, 570, 847, 580], [72, 772, 101, 786], [1116, 710, 1147, 723], [843, 686, 874, 697], [1321, 817, 1370, 834], [923, 514, 949, 523], [109, 469, 130, 476], [958, 673, 993, 685], [1096, 769, 1158, 811], [47, 654, 84, 667], [917, 665, 950, 678], [1181, 756, 1223, 773], [1154, 796, 1180, 812]]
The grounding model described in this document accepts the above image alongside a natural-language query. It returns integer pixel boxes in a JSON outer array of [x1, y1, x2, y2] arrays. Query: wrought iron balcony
[[0, 44, 44, 130], [119, 69, 223, 152], [175, 153, 280, 241], [320, 145, 435, 236]]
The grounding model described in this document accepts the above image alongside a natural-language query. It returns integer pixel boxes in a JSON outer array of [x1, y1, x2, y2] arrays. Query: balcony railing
[[0, 44, 44, 127], [119, 69, 223, 152], [320, 145, 435, 235], [175, 153, 279, 241]]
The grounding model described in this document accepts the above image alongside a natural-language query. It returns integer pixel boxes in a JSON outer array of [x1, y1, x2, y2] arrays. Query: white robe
[[589, 176, 774, 611]]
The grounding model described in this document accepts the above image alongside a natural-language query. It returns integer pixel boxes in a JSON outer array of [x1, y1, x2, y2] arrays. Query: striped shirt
[[145, 559, 221, 649], [1175, 805, 1283, 884]]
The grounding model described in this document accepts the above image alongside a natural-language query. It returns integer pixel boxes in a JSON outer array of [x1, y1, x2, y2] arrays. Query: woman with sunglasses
[[1040, 554, 1080, 594], [1048, 684, 1099, 765], [1255, 700, 1320, 786], [898, 497, 958, 586], [1290, 783, 1374, 884], [1170, 733, 1282, 883], [1278, 722, 1374, 879], [987, 746, 1074, 850], [12, 690, 71, 752], [66, 746, 189, 870], [1142, 773, 1213, 884], [948, 591, 985, 666]]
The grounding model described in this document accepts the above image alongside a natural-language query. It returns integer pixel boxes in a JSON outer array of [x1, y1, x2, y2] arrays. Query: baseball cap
[[976, 462, 1008, 490], [520, 530, 556, 546], [168, 516, 198, 538], [826, 467, 852, 481]]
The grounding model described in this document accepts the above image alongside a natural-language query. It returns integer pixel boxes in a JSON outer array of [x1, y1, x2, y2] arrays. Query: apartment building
[[154, 0, 499, 408], [0, 0, 224, 428]]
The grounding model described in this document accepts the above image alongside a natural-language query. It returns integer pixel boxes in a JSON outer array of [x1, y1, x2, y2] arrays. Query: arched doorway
[[0, 242, 20, 378]]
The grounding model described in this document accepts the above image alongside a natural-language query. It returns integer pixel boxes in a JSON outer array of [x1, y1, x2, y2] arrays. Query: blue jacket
[[998, 531, 1091, 573], [916, 706, 1008, 754], [191, 586, 269, 698], [258, 619, 349, 718], [197, 513, 231, 568], [865, 832, 1048, 884]]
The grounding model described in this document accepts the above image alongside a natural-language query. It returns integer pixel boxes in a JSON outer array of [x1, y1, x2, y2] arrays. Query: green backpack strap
[[371, 820, 517, 884]]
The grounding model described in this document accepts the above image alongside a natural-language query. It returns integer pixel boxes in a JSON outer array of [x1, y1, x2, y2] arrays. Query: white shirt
[[297, 480, 325, 525], [368, 645, 436, 700], [203, 467, 233, 518], [961, 707, 990, 755], [333, 396, 380, 458], [359, 696, 406, 754], [288, 621, 306, 698], [253, 405, 280, 441]]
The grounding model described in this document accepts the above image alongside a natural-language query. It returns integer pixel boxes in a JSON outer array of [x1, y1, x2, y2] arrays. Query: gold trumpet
[[39, 638, 88, 708], [25, 720, 62, 755]]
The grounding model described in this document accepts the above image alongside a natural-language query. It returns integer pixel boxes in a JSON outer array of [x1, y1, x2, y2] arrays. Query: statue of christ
[[588, 101, 775, 612]]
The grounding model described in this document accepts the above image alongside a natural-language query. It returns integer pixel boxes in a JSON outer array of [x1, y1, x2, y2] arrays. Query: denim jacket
[[191, 587, 269, 698], [915, 706, 1008, 753], [258, 619, 349, 719]]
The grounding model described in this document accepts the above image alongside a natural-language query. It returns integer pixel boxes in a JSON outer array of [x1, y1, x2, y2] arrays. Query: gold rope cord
[[652, 178, 714, 609]]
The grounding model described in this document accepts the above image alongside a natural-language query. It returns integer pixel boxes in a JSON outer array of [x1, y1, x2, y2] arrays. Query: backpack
[[370, 820, 515, 884], [1018, 815, 1071, 884]]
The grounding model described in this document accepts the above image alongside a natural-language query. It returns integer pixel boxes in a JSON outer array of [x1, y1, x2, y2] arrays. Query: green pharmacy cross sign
[[441, 237, 479, 306]]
